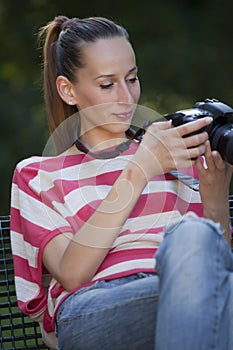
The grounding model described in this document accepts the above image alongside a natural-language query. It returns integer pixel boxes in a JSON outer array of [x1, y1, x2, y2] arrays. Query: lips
[[112, 111, 133, 120]]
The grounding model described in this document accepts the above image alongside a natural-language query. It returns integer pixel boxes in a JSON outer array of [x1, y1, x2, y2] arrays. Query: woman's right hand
[[133, 116, 213, 180]]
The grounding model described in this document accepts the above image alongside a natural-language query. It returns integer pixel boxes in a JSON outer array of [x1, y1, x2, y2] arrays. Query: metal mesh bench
[[0, 216, 50, 349], [1, 197, 233, 349]]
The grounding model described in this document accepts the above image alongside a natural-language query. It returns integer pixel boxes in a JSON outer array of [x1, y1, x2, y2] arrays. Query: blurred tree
[[0, 0, 233, 214]]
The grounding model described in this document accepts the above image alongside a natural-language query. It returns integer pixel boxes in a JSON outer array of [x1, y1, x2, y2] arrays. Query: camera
[[163, 98, 233, 165]]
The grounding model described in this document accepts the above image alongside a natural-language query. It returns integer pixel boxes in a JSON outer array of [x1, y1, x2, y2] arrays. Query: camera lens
[[210, 124, 233, 165]]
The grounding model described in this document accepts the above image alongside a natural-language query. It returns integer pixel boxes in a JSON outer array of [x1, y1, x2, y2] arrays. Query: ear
[[56, 75, 77, 106]]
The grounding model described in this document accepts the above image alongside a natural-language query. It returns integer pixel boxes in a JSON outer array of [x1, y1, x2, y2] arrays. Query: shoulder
[[12, 147, 83, 195], [13, 155, 55, 187], [14, 146, 79, 177], [15, 155, 45, 173]]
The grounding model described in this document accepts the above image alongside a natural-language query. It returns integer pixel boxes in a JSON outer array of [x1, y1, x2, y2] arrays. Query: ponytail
[[38, 16, 78, 133]]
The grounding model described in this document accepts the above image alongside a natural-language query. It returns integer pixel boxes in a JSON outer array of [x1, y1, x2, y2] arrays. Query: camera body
[[164, 98, 233, 165]]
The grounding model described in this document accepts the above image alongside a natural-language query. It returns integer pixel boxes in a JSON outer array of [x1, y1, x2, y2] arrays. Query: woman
[[10, 16, 233, 349]]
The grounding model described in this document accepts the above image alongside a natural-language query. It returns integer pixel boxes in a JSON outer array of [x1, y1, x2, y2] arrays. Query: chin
[[109, 123, 130, 136]]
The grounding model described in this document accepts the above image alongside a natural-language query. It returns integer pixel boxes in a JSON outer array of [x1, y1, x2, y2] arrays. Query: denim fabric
[[56, 273, 159, 350], [56, 217, 233, 350], [155, 217, 233, 350]]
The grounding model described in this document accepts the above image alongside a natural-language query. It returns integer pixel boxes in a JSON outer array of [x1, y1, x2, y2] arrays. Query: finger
[[211, 150, 226, 170], [195, 156, 206, 175], [184, 131, 209, 149], [177, 117, 213, 137], [203, 140, 216, 171], [188, 143, 208, 160], [226, 164, 233, 180], [146, 120, 172, 140], [143, 121, 171, 145], [151, 120, 172, 130]]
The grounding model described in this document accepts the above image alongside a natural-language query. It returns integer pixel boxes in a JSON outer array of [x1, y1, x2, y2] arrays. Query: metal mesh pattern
[[0, 216, 50, 349], [229, 195, 233, 229]]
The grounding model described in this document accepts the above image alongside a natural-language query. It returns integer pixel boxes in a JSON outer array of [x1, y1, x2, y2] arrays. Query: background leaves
[[1, 0, 233, 213]]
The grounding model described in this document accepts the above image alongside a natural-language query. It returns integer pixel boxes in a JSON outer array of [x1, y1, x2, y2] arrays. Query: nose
[[117, 82, 134, 104]]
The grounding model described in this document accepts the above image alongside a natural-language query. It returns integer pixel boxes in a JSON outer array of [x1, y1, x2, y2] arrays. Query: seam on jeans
[[210, 234, 221, 349]]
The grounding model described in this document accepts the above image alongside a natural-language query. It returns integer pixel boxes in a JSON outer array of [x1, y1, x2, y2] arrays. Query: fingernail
[[205, 117, 213, 123]]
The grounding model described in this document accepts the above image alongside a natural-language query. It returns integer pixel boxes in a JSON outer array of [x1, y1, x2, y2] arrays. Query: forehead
[[81, 37, 136, 71]]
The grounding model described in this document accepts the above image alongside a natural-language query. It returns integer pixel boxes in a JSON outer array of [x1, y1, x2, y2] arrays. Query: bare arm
[[43, 117, 212, 291], [43, 163, 148, 291]]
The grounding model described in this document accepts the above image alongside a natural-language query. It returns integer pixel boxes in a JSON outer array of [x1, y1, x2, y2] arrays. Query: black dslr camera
[[163, 98, 233, 165]]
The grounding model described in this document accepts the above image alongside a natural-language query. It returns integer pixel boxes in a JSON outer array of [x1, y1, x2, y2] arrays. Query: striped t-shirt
[[10, 141, 203, 347]]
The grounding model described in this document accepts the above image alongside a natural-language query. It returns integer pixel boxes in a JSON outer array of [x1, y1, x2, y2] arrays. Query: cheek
[[77, 93, 103, 110], [88, 91, 111, 106], [133, 85, 141, 103]]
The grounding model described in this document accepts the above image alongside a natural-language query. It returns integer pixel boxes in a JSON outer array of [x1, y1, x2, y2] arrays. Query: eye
[[127, 76, 139, 84], [100, 82, 114, 89]]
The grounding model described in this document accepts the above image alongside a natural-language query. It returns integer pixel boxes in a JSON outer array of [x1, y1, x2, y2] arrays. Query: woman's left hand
[[195, 140, 233, 243], [196, 140, 233, 203]]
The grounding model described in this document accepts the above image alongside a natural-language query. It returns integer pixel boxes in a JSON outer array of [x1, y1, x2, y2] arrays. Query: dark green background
[[1, 0, 233, 214]]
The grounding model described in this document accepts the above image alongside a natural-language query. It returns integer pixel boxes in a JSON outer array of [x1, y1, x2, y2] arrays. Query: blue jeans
[[56, 217, 233, 350]]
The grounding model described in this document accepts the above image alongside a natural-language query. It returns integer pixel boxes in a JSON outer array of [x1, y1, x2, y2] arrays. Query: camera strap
[[169, 170, 199, 191]]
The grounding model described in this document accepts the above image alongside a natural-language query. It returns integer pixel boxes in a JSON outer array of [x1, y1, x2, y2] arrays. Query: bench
[[0, 216, 50, 349], [1, 198, 233, 349]]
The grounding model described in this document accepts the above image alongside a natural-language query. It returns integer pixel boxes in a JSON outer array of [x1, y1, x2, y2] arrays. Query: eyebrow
[[94, 66, 138, 80]]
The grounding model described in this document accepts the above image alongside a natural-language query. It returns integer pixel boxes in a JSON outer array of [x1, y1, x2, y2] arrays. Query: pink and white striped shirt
[[10, 141, 203, 347]]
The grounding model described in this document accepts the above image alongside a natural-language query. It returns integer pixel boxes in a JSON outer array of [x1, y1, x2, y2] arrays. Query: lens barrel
[[210, 123, 233, 165]]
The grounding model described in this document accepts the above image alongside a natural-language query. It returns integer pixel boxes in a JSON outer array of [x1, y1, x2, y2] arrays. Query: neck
[[79, 132, 128, 153]]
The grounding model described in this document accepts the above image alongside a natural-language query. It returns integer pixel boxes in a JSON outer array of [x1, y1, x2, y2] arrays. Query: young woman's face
[[71, 37, 141, 142]]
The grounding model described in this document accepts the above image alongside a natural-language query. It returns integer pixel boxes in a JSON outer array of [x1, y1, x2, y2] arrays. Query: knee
[[156, 216, 224, 272], [166, 216, 223, 247]]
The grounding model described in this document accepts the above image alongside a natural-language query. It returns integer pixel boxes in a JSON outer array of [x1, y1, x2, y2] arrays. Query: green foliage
[[1, 0, 233, 213]]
